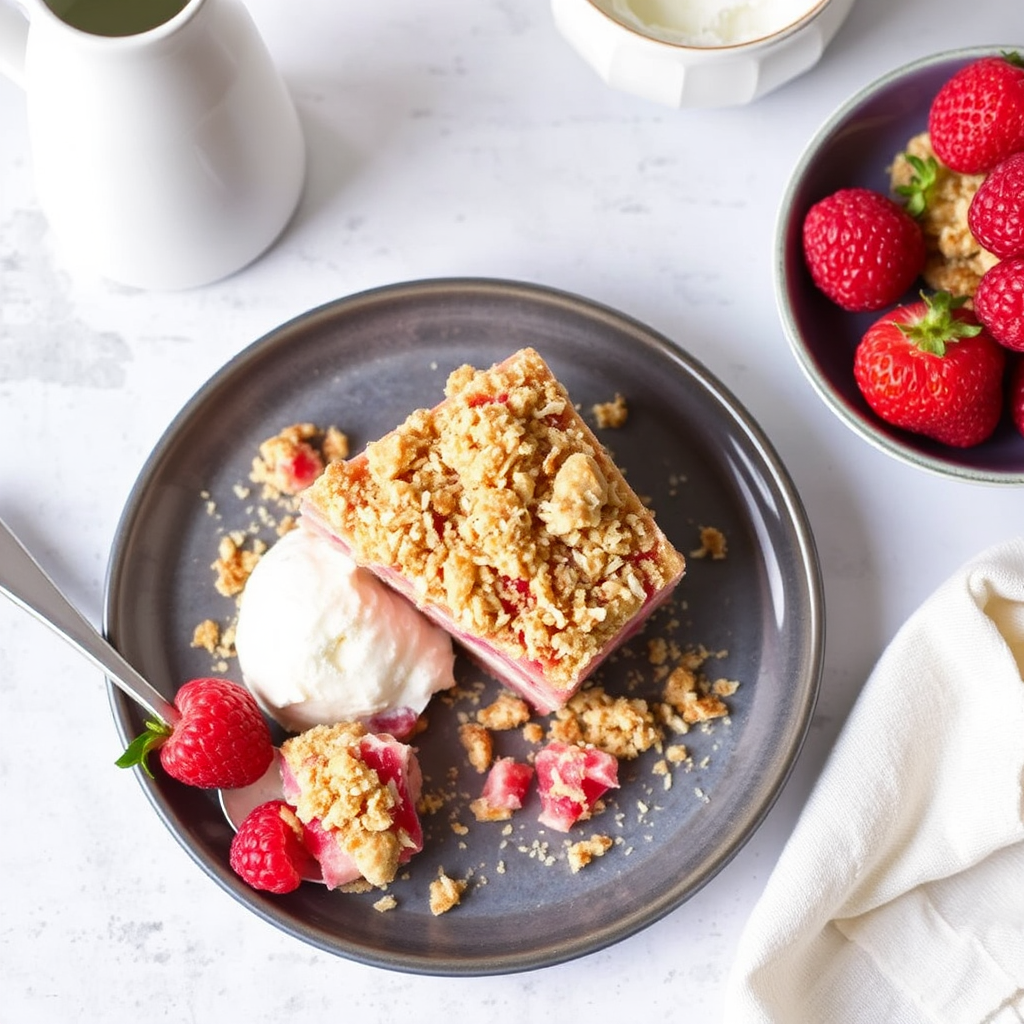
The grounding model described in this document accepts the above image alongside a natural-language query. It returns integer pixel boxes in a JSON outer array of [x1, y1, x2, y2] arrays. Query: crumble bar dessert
[[890, 133, 999, 298], [301, 348, 686, 714]]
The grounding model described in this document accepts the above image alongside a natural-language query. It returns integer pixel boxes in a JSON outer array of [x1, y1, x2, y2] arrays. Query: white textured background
[[0, 0, 1020, 1020]]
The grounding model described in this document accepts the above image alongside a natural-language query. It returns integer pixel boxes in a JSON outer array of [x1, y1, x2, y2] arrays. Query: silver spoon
[[0, 514, 179, 724], [0, 515, 287, 831]]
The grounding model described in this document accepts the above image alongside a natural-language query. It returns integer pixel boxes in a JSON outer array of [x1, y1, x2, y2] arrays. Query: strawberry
[[802, 187, 925, 311], [853, 291, 1006, 448], [928, 52, 1024, 175], [117, 677, 274, 789], [968, 152, 1024, 259], [229, 800, 316, 894], [974, 257, 1024, 351], [1011, 358, 1024, 438]]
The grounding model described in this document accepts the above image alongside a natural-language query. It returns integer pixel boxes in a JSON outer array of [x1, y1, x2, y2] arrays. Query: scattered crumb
[[321, 425, 350, 463], [592, 393, 629, 429], [521, 722, 544, 744], [373, 894, 398, 912], [458, 722, 493, 773], [663, 663, 730, 724], [690, 526, 727, 560], [477, 691, 532, 731], [567, 834, 613, 873], [429, 872, 467, 915], [191, 619, 221, 654], [212, 533, 266, 597], [548, 685, 662, 759]]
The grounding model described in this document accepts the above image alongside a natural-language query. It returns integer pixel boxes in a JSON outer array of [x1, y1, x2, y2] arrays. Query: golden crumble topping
[[567, 834, 613, 873], [429, 872, 467, 915], [890, 133, 999, 298], [280, 722, 415, 888], [592, 393, 629, 429], [373, 894, 397, 912], [303, 348, 685, 695]]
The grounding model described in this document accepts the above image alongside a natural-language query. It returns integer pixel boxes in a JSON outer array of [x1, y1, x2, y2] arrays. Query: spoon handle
[[0, 516, 178, 723]]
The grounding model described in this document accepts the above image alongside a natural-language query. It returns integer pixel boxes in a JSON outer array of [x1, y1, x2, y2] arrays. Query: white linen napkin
[[724, 537, 1024, 1024]]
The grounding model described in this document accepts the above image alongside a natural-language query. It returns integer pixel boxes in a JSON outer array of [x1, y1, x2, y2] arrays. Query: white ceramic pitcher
[[0, 0, 305, 289]]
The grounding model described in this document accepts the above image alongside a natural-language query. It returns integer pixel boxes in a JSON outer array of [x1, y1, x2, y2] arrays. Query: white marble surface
[[1, 0, 1020, 1020]]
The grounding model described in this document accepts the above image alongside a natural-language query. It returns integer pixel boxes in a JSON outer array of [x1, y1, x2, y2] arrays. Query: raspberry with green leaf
[[117, 677, 274, 789]]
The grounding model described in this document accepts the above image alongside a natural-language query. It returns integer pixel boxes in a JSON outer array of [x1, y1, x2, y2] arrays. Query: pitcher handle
[[0, 0, 29, 88]]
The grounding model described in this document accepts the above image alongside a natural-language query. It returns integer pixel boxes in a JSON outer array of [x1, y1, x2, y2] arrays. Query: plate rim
[[103, 276, 825, 974]]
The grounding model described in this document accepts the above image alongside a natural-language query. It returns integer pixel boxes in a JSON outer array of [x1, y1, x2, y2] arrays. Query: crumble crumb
[[191, 618, 221, 654], [429, 872, 467, 915], [663, 663, 730, 724], [567, 834, 613, 873], [592, 393, 629, 429], [665, 743, 689, 764], [521, 721, 545, 744], [212, 533, 267, 597], [477, 691, 532, 731], [373, 894, 398, 912], [547, 685, 662, 759], [321, 425, 350, 463], [458, 722, 493, 773], [690, 526, 727, 560]]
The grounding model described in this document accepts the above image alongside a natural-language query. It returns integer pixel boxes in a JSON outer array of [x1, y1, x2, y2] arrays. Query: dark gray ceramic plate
[[776, 46, 1024, 485], [104, 278, 822, 975]]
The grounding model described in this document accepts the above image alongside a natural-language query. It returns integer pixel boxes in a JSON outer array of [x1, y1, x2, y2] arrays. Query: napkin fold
[[725, 537, 1024, 1024]]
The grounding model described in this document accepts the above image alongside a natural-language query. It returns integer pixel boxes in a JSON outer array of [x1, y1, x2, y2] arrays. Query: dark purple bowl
[[776, 46, 1024, 485]]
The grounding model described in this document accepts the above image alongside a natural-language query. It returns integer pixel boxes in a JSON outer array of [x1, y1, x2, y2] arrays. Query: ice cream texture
[[234, 525, 456, 736], [609, 0, 818, 46]]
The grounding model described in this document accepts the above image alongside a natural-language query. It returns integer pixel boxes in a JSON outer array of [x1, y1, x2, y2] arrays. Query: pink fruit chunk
[[535, 741, 619, 833], [470, 757, 535, 821]]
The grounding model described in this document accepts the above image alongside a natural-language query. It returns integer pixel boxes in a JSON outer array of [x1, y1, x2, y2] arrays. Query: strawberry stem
[[895, 291, 982, 356], [115, 719, 173, 778], [895, 154, 938, 218]]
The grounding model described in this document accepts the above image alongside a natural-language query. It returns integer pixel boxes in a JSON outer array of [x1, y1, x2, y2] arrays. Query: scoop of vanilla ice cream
[[234, 526, 456, 734]]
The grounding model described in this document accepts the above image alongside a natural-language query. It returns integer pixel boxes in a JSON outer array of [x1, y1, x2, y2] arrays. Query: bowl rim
[[775, 45, 1024, 487]]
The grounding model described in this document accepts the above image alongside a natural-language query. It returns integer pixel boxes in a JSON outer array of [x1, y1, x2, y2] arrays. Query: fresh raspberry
[[117, 677, 274, 789], [229, 800, 316, 894], [974, 257, 1024, 351], [802, 188, 925, 311], [853, 291, 1006, 448], [968, 152, 1024, 259], [928, 53, 1024, 174]]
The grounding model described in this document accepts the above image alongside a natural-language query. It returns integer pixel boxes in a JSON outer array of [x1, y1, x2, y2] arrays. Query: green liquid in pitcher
[[46, 0, 191, 37]]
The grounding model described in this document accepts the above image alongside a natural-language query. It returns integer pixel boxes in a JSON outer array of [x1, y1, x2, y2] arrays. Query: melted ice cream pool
[[608, 0, 820, 46], [234, 526, 456, 735]]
